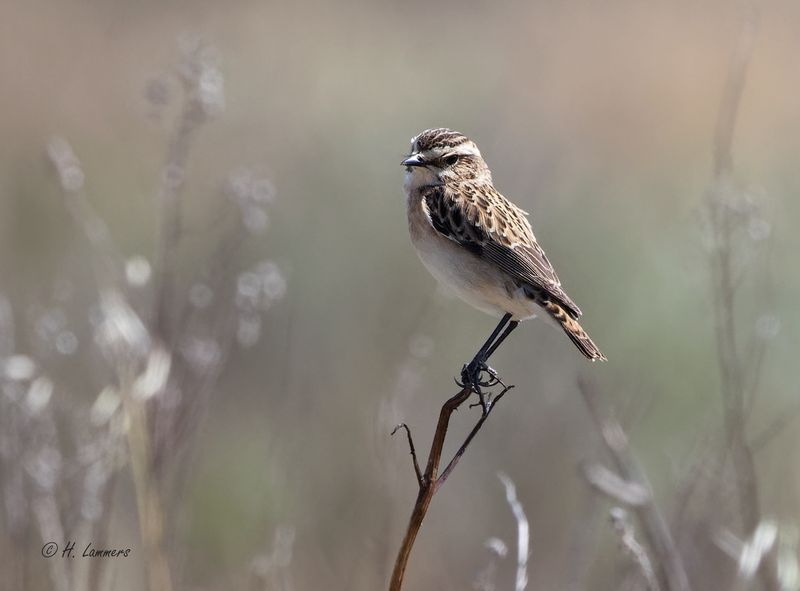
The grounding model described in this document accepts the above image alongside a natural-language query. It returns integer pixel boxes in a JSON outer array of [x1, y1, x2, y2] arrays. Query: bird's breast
[[406, 191, 539, 321]]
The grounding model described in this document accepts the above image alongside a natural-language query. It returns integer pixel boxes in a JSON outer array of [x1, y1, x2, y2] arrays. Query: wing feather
[[423, 185, 582, 318]]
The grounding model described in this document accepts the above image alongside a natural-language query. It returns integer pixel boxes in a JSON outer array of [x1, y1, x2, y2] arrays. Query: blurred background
[[1, 0, 799, 590]]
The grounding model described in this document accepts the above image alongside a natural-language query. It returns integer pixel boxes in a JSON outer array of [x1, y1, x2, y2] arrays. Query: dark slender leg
[[483, 320, 519, 361], [470, 313, 512, 364], [459, 314, 518, 415]]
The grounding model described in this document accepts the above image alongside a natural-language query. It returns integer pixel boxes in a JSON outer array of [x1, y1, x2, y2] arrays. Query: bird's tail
[[542, 301, 606, 362]]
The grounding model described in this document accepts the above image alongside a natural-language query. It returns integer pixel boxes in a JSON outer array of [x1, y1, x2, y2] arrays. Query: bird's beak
[[401, 154, 426, 167]]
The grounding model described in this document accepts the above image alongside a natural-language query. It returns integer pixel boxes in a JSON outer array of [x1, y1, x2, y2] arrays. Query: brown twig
[[438, 385, 513, 486], [388, 383, 511, 591], [391, 424, 423, 487]]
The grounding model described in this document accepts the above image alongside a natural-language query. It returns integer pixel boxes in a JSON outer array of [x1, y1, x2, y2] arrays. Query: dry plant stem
[[751, 400, 800, 452], [709, 5, 761, 527], [711, 3, 757, 179], [54, 149, 176, 591], [389, 384, 511, 591], [438, 386, 512, 485], [90, 447, 122, 591], [122, 378, 174, 591], [392, 424, 423, 486], [564, 489, 602, 591], [610, 508, 661, 591], [152, 93, 199, 344], [581, 461, 650, 506], [706, 7, 778, 590], [389, 385, 470, 591], [498, 472, 529, 591], [141, 69, 206, 591], [578, 380, 690, 591]]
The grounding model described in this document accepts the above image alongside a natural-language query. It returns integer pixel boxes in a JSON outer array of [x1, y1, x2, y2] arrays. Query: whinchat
[[403, 128, 605, 390]]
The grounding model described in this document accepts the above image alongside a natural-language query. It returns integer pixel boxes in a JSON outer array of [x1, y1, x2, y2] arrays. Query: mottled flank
[[405, 127, 606, 362]]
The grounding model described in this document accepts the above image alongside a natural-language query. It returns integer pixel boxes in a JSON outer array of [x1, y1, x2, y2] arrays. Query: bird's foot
[[455, 359, 508, 415], [458, 359, 501, 388]]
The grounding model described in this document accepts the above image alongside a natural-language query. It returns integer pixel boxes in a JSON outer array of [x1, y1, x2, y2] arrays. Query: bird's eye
[[444, 154, 459, 166]]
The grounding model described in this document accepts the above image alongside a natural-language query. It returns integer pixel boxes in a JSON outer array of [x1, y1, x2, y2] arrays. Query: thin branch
[[392, 424, 423, 487], [743, 335, 768, 418], [151, 82, 200, 344], [704, 6, 780, 590], [121, 374, 174, 591], [581, 461, 650, 507], [744, 238, 778, 414], [498, 472, 529, 591], [750, 401, 800, 453], [473, 537, 508, 591], [564, 487, 602, 591], [714, 521, 782, 586], [578, 379, 690, 591], [151, 39, 223, 344], [610, 507, 661, 591], [388, 385, 471, 591], [437, 385, 512, 487], [46, 137, 124, 290], [712, 2, 758, 178], [389, 381, 509, 591]]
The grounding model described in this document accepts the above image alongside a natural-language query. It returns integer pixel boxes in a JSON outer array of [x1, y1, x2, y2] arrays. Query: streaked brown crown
[[411, 128, 470, 153]]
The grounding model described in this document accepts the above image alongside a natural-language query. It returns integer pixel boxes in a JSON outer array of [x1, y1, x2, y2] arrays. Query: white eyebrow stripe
[[453, 142, 481, 157]]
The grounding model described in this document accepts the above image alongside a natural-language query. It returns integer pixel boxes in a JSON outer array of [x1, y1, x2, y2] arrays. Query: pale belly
[[412, 224, 540, 322]]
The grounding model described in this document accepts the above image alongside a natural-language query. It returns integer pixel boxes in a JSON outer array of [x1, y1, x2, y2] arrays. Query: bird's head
[[402, 128, 491, 187]]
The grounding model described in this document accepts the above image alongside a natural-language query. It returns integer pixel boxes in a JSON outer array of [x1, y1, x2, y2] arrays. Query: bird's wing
[[422, 184, 582, 318]]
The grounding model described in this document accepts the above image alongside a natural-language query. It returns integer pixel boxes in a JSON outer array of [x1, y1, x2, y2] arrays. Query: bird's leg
[[482, 319, 519, 361], [468, 320, 519, 388], [458, 314, 519, 413], [459, 313, 511, 387]]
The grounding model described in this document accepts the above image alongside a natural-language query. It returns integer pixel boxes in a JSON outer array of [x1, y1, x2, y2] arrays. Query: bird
[[402, 128, 605, 400]]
